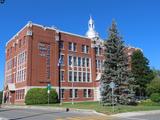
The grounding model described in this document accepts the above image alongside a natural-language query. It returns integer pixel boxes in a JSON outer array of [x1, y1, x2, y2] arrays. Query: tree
[[100, 21, 132, 104], [152, 68, 160, 78], [0, 91, 3, 104], [131, 50, 154, 97], [147, 77, 160, 96]]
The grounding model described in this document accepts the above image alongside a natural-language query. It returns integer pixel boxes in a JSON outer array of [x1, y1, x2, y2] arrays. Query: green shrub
[[25, 88, 58, 105], [139, 99, 160, 106], [150, 93, 160, 103]]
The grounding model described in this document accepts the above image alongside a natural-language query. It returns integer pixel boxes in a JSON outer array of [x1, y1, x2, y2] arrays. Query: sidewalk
[[112, 110, 160, 118]]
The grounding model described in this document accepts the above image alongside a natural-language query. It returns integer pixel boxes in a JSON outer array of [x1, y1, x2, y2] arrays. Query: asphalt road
[[114, 113, 160, 120], [0, 108, 111, 120], [0, 108, 160, 120]]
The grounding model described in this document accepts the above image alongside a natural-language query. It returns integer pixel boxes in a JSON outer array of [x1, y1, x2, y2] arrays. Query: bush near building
[[25, 88, 58, 105]]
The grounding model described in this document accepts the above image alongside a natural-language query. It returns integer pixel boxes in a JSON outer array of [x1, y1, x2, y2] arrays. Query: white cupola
[[86, 16, 99, 39]]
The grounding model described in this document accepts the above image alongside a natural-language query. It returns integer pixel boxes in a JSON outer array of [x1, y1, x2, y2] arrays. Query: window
[[73, 57, 77, 66], [69, 42, 76, 51], [74, 72, 77, 82], [60, 41, 64, 49], [96, 60, 100, 68], [86, 58, 89, 67], [69, 42, 72, 51], [78, 72, 81, 82], [69, 71, 72, 82], [16, 89, 25, 100], [78, 57, 81, 66], [73, 43, 77, 51], [60, 71, 64, 81], [82, 45, 89, 53], [83, 72, 86, 82], [86, 46, 89, 53], [88, 89, 92, 97], [99, 48, 102, 55], [82, 58, 85, 67], [95, 47, 102, 55], [83, 89, 87, 97], [60, 55, 64, 65], [69, 89, 73, 98], [61, 89, 65, 99], [98, 60, 101, 69], [68, 56, 72, 66], [95, 47, 98, 55], [74, 89, 78, 98], [87, 73, 90, 82], [82, 45, 85, 52]]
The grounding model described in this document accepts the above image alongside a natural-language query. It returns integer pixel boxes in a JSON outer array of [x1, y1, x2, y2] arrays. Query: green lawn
[[34, 101, 160, 115]]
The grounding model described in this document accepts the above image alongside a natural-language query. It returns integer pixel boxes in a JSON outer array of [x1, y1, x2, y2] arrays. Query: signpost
[[47, 84, 51, 105], [109, 81, 115, 112]]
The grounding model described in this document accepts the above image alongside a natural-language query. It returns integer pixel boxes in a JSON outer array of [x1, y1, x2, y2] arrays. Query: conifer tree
[[100, 21, 132, 104], [131, 50, 154, 97]]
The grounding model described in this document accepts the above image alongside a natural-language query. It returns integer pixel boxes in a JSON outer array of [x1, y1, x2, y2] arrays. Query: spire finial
[[86, 15, 99, 39]]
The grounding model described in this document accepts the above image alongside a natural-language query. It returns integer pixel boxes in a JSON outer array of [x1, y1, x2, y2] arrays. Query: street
[[0, 108, 111, 120], [0, 108, 160, 120]]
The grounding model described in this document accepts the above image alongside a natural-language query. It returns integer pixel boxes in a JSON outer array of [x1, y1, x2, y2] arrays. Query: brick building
[[3, 17, 137, 104]]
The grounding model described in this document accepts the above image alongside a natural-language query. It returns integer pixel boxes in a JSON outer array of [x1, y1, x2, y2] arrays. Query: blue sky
[[0, 0, 160, 90]]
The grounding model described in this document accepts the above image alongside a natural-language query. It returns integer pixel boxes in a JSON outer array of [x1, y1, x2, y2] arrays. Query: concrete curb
[[112, 110, 160, 118]]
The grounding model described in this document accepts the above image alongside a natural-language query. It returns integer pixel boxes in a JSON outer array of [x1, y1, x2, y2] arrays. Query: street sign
[[109, 81, 115, 89], [47, 84, 51, 90]]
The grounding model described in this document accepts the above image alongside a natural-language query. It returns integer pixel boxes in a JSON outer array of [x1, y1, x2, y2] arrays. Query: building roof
[[6, 21, 91, 46], [7, 83, 16, 91]]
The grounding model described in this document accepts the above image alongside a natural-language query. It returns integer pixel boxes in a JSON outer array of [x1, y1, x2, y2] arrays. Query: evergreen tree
[[101, 21, 132, 104], [131, 50, 154, 97]]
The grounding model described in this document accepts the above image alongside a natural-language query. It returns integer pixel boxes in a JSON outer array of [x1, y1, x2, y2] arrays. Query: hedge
[[25, 88, 58, 105]]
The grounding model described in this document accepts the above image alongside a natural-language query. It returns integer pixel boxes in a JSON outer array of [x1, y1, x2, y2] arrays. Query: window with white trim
[[69, 71, 72, 82]]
